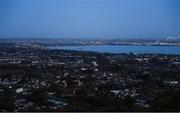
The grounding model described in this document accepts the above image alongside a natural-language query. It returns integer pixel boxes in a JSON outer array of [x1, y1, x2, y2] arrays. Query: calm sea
[[48, 45, 180, 55]]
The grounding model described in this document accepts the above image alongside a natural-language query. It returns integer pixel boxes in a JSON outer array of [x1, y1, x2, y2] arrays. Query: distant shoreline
[[0, 38, 180, 46], [46, 43, 180, 47]]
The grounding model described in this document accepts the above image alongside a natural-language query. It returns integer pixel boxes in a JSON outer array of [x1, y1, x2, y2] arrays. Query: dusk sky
[[0, 0, 180, 39]]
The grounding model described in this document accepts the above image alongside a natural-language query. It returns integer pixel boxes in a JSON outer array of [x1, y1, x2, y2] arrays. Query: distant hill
[[166, 35, 180, 42]]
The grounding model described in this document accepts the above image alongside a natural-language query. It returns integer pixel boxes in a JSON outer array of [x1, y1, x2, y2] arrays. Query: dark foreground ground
[[0, 43, 180, 112]]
